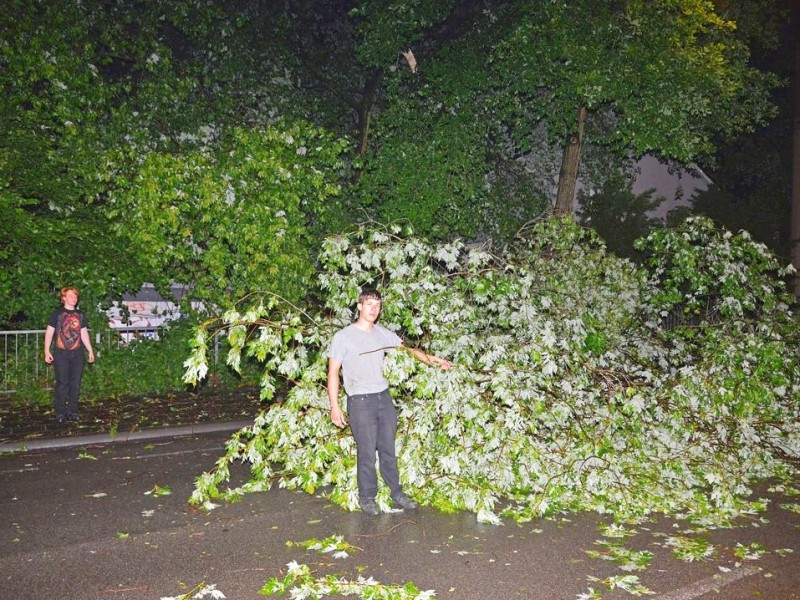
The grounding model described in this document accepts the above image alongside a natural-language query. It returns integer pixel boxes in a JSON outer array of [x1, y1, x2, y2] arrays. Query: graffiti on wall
[[106, 300, 182, 329]]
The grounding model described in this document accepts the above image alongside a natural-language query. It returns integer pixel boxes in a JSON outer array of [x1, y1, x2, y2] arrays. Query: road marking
[[657, 566, 760, 599]]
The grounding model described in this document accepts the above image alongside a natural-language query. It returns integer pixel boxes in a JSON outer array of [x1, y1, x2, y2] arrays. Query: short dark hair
[[358, 288, 382, 304]]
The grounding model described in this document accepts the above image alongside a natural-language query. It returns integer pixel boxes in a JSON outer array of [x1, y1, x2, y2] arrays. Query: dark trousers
[[347, 389, 403, 502], [53, 349, 85, 417]]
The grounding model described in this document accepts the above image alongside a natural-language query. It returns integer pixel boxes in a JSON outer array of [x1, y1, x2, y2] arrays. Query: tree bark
[[554, 105, 587, 217], [356, 68, 384, 157], [791, 1, 800, 296]]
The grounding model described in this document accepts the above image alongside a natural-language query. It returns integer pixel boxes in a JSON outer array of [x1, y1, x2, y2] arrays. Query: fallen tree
[[184, 217, 800, 525]]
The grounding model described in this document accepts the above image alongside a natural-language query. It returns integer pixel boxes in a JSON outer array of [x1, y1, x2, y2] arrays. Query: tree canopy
[[0, 0, 790, 328], [0, 0, 338, 325], [492, 0, 780, 213]]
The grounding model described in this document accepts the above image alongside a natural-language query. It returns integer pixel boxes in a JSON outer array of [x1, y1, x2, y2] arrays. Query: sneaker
[[392, 495, 418, 510], [56, 415, 66, 425], [66, 414, 79, 422], [360, 499, 381, 516]]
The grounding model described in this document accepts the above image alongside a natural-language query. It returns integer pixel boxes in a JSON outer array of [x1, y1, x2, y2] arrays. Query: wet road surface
[[2, 431, 799, 599]]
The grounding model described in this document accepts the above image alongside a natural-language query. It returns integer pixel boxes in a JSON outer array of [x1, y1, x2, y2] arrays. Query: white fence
[[0, 327, 163, 394]]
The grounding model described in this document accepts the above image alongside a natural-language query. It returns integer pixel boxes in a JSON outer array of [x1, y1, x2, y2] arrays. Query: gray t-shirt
[[329, 324, 402, 396]]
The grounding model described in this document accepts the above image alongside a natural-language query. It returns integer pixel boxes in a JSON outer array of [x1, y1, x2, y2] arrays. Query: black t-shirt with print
[[48, 308, 88, 351]]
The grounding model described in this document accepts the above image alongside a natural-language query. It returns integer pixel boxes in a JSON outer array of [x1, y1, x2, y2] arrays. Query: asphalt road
[[1, 431, 799, 599]]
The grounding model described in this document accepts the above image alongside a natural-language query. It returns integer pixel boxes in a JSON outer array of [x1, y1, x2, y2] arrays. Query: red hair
[[60, 286, 80, 304]]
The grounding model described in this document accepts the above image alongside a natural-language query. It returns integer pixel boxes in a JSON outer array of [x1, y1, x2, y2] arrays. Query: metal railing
[[1, 327, 163, 394]]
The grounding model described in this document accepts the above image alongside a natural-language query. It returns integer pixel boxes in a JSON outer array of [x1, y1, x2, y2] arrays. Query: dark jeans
[[53, 349, 85, 417], [347, 389, 403, 502]]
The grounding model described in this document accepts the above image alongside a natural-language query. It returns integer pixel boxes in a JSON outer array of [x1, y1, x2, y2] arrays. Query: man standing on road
[[328, 288, 452, 516]]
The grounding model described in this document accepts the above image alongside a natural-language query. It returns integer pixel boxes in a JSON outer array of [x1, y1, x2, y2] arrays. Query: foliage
[[582, 574, 653, 597], [78, 317, 259, 403], [493, 0, 780, 161], [161, 582, 226, 600], [733, 542, 768, 560], [77, 319, 198, 400], [0, 0, 173, 326], [259, 560, 435, 599], [584, 540, 653, 572], [0, 330, 55, 405], [690, 182, 790, 261], [661, 536, 716, 562], [286, 535, 358, 559], [357, 100, 492, 240], [145, 484, 173, 497], [185, 217, 800, 526], [351, 0, 457, 69], [0, 189, 141, 328], [2, 0, 788, 328], [355, 0, 781, 241], [0, 0, 326, 327], [105, 124, 350, 308], [635, 216, 796, 324], [355, 3, 553, 241]]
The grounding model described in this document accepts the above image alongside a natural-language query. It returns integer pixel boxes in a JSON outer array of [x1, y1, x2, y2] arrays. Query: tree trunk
[[554, 105, 587, 218], [356, 69, 384, 157], [791, 1, 800, 296]]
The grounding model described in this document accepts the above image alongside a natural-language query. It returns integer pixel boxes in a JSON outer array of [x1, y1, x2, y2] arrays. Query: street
[[2, 431, 798, 599]]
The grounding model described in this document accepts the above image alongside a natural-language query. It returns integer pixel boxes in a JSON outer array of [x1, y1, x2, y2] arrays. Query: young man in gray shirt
[[328, 288, 452, 515]]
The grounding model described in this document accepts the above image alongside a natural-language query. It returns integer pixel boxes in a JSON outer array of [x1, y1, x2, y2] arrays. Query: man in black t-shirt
[[44, 287, 95, 423]]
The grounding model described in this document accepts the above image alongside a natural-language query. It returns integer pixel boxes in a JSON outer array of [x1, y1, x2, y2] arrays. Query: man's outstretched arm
[[402, 345, 453, 370]]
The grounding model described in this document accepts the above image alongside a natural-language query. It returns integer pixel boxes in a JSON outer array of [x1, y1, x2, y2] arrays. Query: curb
[[0, 419, 252, 454]]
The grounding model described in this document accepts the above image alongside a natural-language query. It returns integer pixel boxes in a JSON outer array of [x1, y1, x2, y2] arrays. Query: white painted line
[[656, 566, 760, 599]]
